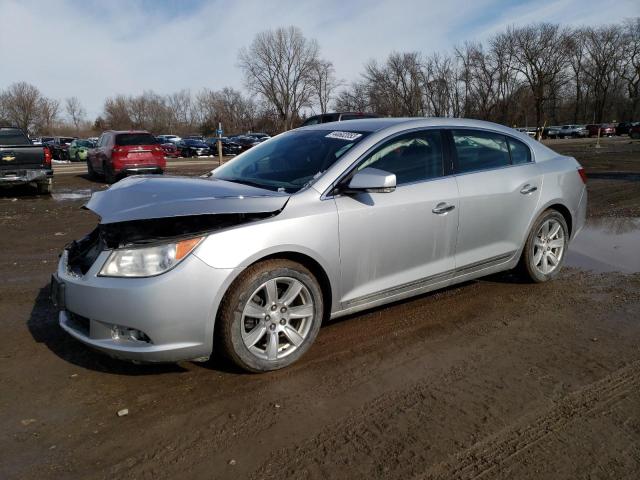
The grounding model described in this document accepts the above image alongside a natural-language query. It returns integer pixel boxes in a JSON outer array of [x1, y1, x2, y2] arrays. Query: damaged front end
[[66, 211, 281, 276], [65, 175, 290, 275]]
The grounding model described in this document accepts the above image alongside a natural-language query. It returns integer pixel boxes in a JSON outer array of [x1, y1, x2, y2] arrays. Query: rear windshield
[[341, 114, 377, 120], [0, 128, 31, 146], [115, 133, 158, 146], [76, 140, 93, 147]]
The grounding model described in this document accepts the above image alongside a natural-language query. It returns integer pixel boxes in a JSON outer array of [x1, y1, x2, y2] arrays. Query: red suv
[[586, 123, 616, 137], [88, 131, 165, 183]]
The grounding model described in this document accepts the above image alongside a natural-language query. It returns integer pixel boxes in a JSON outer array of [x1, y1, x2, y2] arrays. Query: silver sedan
[[52, 118, 587, 372]]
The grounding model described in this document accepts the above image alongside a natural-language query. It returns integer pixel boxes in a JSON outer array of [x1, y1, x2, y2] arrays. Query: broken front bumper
[[55, 248, 239, 363]]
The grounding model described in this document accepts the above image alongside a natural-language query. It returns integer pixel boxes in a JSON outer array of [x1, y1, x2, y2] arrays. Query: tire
[[103, 161, 116, 184], [87, 159, 97, 179], [75, 152, 80, 162], [36, 180, 52, 195], [217, 259, 324, 372], [519, 209, 569, 283]]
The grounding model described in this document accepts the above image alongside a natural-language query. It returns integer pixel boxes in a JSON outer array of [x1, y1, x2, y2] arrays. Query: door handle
[[432, 202, 455, 215], [520, 184, 538, 195]]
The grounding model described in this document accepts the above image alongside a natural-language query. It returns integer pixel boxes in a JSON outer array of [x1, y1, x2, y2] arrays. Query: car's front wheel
[[520, 209, 569, 283], [217, 259, 323, 372]]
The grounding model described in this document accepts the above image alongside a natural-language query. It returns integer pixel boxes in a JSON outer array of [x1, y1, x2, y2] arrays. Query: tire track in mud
[[249, 361, 640, 480], [115, 276, 638, 479], [422, 360, 640, 480]]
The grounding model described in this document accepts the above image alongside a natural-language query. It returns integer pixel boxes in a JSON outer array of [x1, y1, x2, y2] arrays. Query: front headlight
[[99, 237, 203, 277]]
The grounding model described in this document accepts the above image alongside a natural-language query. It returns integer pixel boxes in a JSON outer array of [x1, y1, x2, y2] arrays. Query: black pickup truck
[[0, 126, 53, 194]]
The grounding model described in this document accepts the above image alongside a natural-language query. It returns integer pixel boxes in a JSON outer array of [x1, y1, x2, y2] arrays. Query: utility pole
[[217, 122, 223, 166]]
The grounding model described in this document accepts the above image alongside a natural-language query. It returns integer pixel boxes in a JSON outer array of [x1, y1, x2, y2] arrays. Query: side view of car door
[[334, 129, 460, 312], [449, 129, 542, 273]]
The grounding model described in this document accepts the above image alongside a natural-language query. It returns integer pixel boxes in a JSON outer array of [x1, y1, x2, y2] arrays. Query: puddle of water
[[565, 217, 640, 274], [51, 189, 93, 201]]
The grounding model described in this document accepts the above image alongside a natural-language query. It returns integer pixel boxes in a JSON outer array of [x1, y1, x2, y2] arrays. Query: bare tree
[[499, 23, 571, 127], [618, 18, 640, 118], [310, 59, 341, 114], [365, 52, 425, 116], [334, 81, 371, 112], [239, 26, 320, 130], [166, 89, 195, 132], [583, 25, 626, 122], [0, 82, 45, 132], [37, 98, 60, 134], [103, 95, 132, 130], [65, 96, 86, 133]]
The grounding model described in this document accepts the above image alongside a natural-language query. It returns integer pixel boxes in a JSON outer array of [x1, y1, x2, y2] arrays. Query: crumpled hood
[[85, 175, 290, 224]]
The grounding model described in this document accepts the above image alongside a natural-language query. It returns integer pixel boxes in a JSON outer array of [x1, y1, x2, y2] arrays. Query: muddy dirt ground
[[1, 138, 639, 479]]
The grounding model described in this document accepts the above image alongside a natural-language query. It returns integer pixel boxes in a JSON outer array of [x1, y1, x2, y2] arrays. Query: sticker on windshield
[[325, 131, 362, 141]]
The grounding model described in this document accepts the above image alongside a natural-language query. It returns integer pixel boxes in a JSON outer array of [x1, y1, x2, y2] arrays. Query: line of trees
[[1, 18, 638, 137], [335, 19, 639, 127]]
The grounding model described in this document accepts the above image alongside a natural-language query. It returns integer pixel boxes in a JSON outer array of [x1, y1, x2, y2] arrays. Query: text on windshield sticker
[[325, 131, 362, 141]]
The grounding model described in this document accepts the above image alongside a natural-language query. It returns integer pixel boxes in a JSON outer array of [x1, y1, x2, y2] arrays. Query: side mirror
[[344, 167, 396, 194]]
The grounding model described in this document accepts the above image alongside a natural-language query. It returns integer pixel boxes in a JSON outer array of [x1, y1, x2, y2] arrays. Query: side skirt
[[330, 251, 517, 320]]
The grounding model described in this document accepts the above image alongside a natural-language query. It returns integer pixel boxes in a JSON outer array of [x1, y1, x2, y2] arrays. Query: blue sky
[[1, 0, 638, 118]]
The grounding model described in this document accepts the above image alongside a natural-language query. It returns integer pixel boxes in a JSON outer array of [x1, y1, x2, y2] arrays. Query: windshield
[[213, 129, 369, 193]]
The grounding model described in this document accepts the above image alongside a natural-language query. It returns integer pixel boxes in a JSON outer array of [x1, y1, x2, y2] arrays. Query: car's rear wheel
[[217, 259, 323, 372], [36, 180, 52, 195], [103, 161, 116, 184], [520, 210, 568, 283], [87, 159, 97, 179]]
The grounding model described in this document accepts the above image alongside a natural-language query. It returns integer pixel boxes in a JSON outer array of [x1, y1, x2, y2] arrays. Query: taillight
[[43, 146, 52, 166], [578, 167, 587, 184]]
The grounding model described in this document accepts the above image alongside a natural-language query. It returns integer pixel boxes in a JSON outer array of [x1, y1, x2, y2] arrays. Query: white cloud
[[1, 0, 637, 118]]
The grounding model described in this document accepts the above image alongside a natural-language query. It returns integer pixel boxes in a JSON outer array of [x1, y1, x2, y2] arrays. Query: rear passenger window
[[357, 130, 444, 185], [507, 137, 531, 164], [452, 130, 510, 174]]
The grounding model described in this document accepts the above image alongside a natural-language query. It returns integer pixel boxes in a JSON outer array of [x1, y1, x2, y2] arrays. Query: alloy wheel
[[240, 277, 314, 361], [532, 218, 565, 275]]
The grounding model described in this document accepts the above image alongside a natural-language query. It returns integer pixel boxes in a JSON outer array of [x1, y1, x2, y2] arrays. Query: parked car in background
[[205, 137, 243, 156], [629, 124, 640, 139], [185, 135, 205, 141], [515, 128, 536, 138], [228, 135, 261, 152], [52, 118, 587, 371], [543, 126, 561, 139], [177, 139, 211, 157], [30, 137, 43, 145], [68, 139, 96, 161], [245, 132, 271, 142], [157, 134, 182, 144], [586, 124, 616, 137], [87, 130, 165, 183], [616, 121, 638, 136], [44, 136, 77, 160], [0, 126, 53, 194], [559, 125, 588, 138], [157, 139, 179, 158], [301, 111, 379, 127]]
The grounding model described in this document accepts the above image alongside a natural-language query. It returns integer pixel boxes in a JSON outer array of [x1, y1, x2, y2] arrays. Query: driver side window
[[357, 130, 444, 185]]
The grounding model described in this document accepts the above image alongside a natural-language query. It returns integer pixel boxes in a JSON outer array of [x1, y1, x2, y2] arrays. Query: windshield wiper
[[217, 177, 276, 192]]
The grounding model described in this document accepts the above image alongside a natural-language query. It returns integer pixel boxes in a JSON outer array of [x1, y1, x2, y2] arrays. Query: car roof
[[297, 117, 530, 136]]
